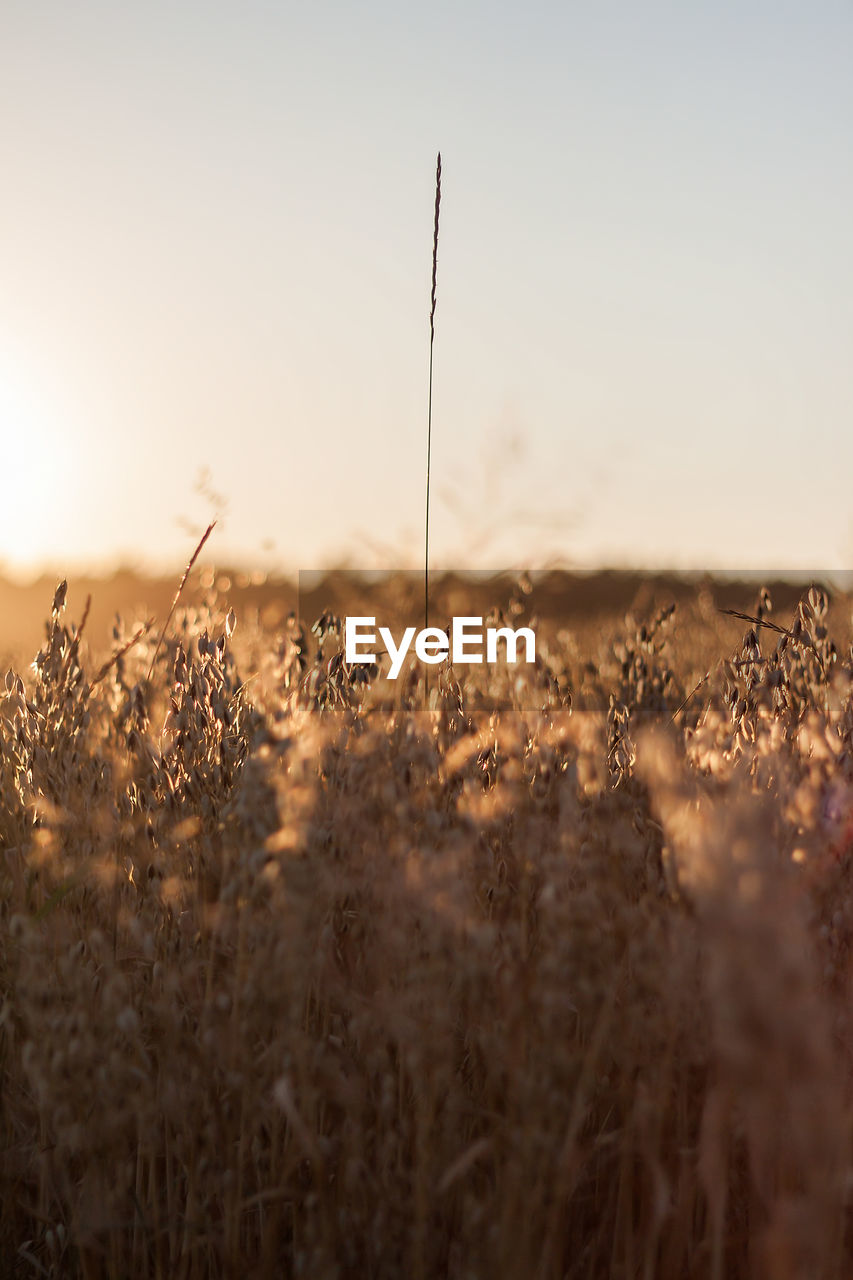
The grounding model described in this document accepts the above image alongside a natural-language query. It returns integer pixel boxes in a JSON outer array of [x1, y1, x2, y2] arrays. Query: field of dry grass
[[2, 568, 853, 1278]]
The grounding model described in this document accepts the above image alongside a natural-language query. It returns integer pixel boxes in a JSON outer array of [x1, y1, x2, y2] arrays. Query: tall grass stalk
[[425, 152, 441, 633], [146, 520, 216, 681]]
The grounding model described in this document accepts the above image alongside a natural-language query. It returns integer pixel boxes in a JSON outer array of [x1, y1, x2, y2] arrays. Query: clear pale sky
[[1, 2, 851, 579]]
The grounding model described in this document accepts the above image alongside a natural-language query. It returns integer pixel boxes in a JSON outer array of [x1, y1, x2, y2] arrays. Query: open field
[[2, 569, 853, 1277]]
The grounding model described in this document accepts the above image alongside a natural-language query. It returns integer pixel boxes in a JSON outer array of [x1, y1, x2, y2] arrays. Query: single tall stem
[[425, 152, 441, 633]]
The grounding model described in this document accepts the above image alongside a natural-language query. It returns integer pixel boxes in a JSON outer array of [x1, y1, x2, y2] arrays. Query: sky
[[1, 1, 852, 580]]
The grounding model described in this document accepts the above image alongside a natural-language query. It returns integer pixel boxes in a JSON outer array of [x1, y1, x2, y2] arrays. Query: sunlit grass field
[[2, 568, 853, 1278]]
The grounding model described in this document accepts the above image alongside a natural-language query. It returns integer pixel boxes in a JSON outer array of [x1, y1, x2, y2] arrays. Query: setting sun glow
[[0, 359, 74, 575]]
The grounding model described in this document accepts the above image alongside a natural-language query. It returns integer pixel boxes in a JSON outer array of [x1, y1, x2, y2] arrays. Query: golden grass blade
[[146, 521, 216, 681]]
